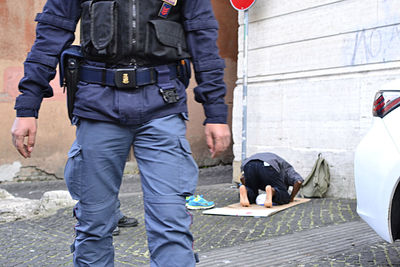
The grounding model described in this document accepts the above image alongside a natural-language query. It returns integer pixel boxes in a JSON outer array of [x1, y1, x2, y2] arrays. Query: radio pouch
[[59, 45, 84, 121], [80, 0, 118, 61]]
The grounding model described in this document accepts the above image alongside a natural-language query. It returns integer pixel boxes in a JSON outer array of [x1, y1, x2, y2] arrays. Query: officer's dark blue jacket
[[15, 0, 228, 125]]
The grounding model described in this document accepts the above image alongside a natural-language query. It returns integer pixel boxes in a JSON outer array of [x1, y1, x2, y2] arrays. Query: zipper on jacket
[[130, 0, 137, 66]]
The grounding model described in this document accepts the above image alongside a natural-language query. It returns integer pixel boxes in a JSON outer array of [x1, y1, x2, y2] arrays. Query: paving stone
[[0, 166, 399, 266]]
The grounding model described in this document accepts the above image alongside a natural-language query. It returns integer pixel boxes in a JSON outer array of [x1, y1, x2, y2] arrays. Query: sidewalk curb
[[197, 221, 380, 266]]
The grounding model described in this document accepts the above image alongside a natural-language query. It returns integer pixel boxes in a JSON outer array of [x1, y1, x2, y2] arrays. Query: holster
[[59, 46, 83, 121]]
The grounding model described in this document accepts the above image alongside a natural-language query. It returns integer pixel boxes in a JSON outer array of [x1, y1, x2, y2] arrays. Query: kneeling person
[[239, 152, 303, 208]]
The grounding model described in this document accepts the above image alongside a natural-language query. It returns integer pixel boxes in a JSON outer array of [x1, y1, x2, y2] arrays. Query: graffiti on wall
[[349, 24, 400, 66]]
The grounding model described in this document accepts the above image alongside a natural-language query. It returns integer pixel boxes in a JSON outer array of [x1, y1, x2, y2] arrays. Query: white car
[[355, 80, 400, 243]]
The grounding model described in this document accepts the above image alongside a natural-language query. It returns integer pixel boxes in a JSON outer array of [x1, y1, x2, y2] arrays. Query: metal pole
[[241, 9, 249, 162]]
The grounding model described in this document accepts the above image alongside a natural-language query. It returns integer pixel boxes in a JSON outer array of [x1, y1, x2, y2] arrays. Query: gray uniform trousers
[[65, 114, 198, 266]]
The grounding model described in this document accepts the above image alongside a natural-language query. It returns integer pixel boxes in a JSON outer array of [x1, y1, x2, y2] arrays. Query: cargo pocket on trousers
[[178, 137, 198, 195], [64, 141, 83, 200]]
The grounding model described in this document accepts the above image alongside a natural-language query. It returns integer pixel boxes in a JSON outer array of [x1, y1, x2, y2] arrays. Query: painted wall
[[232, 0, 400, 198], [0, 0, 73, 179], [0, 0, 237, 181], [186, 0, 237, 166]]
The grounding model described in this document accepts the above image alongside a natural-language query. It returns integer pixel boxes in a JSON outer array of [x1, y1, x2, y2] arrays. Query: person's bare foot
[[264, 185, 273, 208], [239, 185, 250, 207]]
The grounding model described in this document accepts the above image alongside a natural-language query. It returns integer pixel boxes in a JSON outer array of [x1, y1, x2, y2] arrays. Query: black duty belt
[[79, 64, 178, 89]]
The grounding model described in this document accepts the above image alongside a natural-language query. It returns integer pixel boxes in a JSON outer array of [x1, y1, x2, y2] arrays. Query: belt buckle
[[115, 69, 136, 89]]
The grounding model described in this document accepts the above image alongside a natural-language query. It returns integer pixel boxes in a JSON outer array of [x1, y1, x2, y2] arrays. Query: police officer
[[11, 0, 231, 266]]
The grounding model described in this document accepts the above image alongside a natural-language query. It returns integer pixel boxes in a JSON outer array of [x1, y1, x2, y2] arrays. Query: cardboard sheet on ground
[[202, 198, 310, 217]]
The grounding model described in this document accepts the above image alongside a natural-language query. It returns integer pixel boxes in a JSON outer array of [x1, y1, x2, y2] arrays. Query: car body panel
[[355, 88, 400, 243], [382, 108, 400, 153]]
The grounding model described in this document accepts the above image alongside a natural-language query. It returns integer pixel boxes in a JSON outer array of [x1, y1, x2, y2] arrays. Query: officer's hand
[[11, 117, 37, 158], [204, 123, 231, 158]]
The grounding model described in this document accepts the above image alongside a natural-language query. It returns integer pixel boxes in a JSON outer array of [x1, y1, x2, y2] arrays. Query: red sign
[[230, 0, 256, 11]]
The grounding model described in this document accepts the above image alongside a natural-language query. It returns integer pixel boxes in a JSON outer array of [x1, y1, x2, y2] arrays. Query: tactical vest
[[80, 0, 190, 65]]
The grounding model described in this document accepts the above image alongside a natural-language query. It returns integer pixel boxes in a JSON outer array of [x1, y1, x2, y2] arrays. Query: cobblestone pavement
[[0, 166, 399, 266]]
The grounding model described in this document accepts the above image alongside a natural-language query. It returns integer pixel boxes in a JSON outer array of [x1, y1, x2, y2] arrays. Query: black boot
[[118, 216, 139, 227]]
